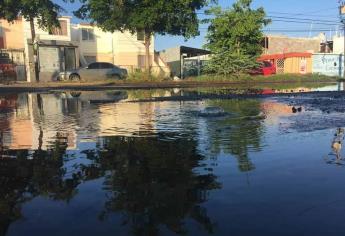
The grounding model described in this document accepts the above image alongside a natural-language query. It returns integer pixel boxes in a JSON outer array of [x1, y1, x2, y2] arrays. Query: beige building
[[71, 23, 170, 76], [0, 16, 78, 82]]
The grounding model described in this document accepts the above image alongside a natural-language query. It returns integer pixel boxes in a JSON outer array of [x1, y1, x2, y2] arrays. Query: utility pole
[[339, 1, 345, 79]]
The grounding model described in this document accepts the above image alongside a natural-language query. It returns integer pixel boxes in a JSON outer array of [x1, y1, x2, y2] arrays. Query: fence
[[119, 65, 171, 77], [0, 49, 26, 81]]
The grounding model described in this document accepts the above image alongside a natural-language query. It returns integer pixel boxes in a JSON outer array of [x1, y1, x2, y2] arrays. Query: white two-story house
[[71, 23, 170, 76]]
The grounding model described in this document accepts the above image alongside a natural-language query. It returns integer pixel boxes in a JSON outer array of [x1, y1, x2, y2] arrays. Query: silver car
[[58, 62, 128, 81]]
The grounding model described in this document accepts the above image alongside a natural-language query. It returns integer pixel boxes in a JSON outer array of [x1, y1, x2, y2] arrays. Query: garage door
[[39, 47, 61, 72]]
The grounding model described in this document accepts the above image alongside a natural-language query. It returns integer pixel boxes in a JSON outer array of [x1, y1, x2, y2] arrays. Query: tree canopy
[[75, 0, 215, 72], [76, 0, 214, 37], [203, 0, 270, 76], [0, 0, 64, 30]]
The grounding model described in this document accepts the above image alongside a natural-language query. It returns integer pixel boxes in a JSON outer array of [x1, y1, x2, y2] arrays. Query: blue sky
[[56, 0, 341, 51]]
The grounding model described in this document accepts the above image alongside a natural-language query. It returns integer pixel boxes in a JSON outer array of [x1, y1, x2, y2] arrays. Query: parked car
[[0, 53, 16, 81], [58, 62, 128, 81], [250, 61, 276, 76]]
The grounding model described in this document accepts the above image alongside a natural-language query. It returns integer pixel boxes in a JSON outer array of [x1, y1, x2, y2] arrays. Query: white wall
[[72, 24, 154, 56], [333, 36, 345, 54]]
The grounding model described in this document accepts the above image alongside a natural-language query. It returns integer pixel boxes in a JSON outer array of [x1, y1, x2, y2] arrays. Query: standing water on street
[[1, 86, 345, 236]]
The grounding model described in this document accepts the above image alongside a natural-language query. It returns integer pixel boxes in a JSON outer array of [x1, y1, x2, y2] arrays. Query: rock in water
[[199, 107, 227, 117]]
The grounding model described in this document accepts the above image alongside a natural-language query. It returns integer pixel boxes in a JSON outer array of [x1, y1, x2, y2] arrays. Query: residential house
[[0, 16, 79, 82], [23, 16, 79, 82], [0, 17, 170, 82], [0, 18, 27, 80], [71, 23, 170, 77]]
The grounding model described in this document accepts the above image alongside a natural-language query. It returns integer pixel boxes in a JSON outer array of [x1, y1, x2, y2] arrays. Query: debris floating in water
[[198, 107, 228, 117]]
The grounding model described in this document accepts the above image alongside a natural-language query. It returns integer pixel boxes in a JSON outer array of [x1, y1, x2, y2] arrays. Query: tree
[[75, 0, 215, 76], [203, 0, 270, 76], [0, 0, 64, 82]]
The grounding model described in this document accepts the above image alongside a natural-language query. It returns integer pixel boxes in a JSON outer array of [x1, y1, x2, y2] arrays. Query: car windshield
[[263, 61, 272, 67]]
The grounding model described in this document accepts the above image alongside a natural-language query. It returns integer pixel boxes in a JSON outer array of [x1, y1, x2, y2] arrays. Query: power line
[[197, 13, 341, 25], [267, 11, 338, 19], [267, 15, 339, 24], [269, 19, 340, 26]]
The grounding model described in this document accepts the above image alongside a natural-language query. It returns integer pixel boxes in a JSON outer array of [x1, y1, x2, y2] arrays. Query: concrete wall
[[264, 35, 323, 54], [159, 47, 181, 77], [284, 57, 312, 74], [312, 53, 343, 77]]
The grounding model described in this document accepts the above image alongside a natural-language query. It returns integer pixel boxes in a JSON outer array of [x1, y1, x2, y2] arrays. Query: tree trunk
[[144, 31, 151, 79], [30, 18, 39, 82]]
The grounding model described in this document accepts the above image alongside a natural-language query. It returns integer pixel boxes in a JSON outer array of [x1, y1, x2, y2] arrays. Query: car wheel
[[111, 74, 121, 80], [70, 74, 81, 81], [70, 91, 82, 98]]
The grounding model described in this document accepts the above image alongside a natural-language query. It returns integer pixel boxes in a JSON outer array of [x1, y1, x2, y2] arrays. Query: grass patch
[[126, 71, 168, 82]]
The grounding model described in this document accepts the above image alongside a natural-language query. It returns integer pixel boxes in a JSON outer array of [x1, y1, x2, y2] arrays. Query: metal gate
[[0, 49, 26, 81], [276, 59, 285, 74]]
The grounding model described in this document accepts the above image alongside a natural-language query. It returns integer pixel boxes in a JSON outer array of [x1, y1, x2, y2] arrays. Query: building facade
[[259, 52, 312, 74], [0, 16, 79, 82], [71, 24, 169, 76], [0, 18, 170, 82]]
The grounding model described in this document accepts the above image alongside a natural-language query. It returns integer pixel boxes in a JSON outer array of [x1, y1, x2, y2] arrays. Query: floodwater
[[1, 83, 345, 236]]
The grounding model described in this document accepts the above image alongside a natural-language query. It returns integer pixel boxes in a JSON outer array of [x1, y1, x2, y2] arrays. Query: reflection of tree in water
[[0, 134, 220, 236], [80, 136, 221, 236], [0, 133, 80, 236], [205, 99, 265, 172]]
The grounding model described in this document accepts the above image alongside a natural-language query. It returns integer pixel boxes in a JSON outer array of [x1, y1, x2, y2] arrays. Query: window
[[263, 61, 272, 67], [99, 63, 114, 69], [49, 20, 68, 36], [88, 62, 100, 69], [137, 30, 145, 41], [82, 28, 95, 41]]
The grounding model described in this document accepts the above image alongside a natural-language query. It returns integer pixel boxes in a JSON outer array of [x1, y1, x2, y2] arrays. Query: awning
[[258, 52, 312, 61], [180, 46, 211, 57]]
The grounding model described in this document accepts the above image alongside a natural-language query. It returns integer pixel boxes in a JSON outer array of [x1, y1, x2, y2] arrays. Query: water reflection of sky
[[1, 89, 345, 236]]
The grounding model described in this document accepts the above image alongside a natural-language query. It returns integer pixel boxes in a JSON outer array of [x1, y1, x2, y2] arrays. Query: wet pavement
[[0, 83, 345, 235]]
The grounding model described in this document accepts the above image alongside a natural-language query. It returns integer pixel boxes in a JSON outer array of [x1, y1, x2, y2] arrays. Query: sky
[[56, 0, 341, 51]]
